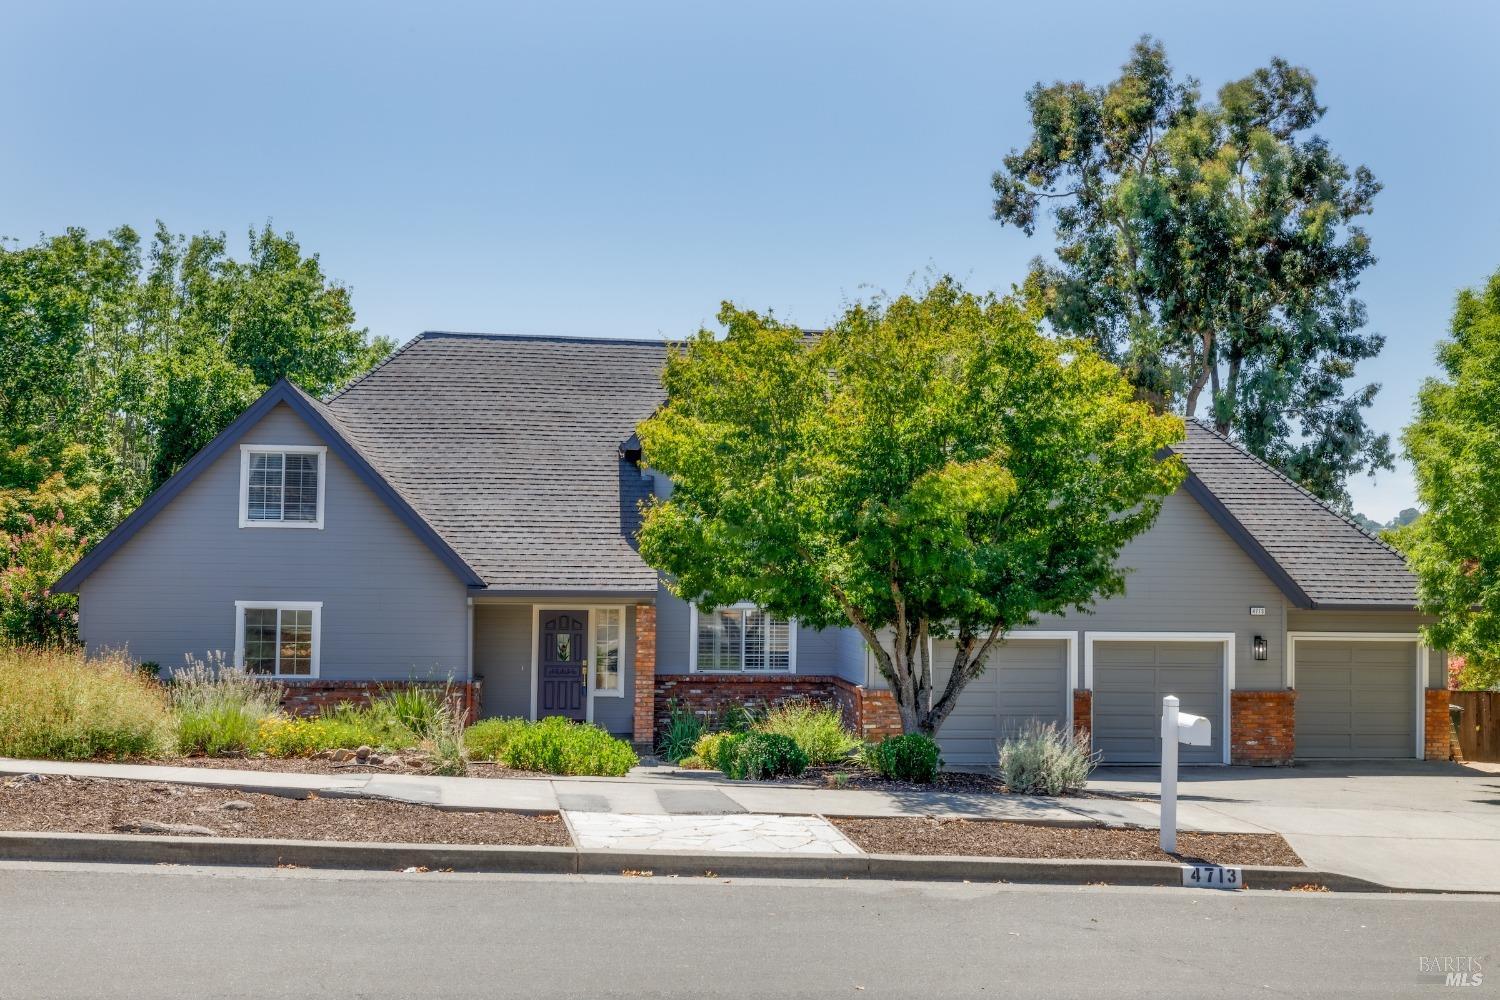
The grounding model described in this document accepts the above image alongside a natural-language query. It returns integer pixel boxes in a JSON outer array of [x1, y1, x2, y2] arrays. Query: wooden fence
[[1451, 691, 1500, 763]]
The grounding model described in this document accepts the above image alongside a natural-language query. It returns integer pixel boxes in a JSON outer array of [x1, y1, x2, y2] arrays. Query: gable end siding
[[78, 403, 468, 679]]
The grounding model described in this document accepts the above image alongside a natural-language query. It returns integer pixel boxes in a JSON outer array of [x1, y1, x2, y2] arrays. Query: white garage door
[[1294, 640, 1416, 759], [1092, 640, 1224, 764], [932, 637, 1070, 768]]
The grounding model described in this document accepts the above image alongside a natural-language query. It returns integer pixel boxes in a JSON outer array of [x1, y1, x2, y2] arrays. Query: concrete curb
[[0, 831, 1408, 892]]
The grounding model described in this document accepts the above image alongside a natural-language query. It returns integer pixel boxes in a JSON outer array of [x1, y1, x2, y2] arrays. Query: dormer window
[[239, 445, 326, 528]]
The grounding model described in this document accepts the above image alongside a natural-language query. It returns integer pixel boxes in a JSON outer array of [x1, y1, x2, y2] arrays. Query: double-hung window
[[235, 601, 321, 677], [691, 604, 795, 673], [239, 446, 325, 528]]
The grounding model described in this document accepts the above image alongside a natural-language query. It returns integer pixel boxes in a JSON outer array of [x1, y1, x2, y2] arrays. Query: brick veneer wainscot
[[654, 674, 902, 742], [278, 680, 482, 725], [632, 604, 657, 746], [1424, 688, 1452, 761], [1230, 689, 1296, 765]]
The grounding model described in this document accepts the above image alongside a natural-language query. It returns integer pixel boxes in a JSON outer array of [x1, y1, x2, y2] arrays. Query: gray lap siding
[[78, 404, 469, 680]]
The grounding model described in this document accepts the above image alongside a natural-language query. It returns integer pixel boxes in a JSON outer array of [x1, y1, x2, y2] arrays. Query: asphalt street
[[1, 862, 1494, 999]]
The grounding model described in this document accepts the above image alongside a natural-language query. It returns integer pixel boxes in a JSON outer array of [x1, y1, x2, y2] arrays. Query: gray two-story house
[[56, 331, 1450, 766]]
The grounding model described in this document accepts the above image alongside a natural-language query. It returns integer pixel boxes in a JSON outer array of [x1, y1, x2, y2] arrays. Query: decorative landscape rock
[[354, 745, 374, 761], [113, 819, 217, 836], [219, 800, 254, 811], [331, 749, 355, 763]]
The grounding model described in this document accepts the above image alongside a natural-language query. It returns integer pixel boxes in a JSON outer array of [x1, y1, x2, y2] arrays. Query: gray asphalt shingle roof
[[327, 332, 669, 593], [323, 332, 1417, 607], [1173, 421, 1418, 609]]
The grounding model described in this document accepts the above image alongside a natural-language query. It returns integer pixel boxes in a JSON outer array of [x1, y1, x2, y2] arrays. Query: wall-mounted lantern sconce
[[1253, 635, 1268, 661]]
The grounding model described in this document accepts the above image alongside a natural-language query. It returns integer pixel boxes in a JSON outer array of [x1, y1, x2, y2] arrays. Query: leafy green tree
[[1400, 269, 1500, 666], [142, 224, 394, 487], [637, 279, 1185, 735], [992, 37, 1389, 506], [0, 227, 148, 537]]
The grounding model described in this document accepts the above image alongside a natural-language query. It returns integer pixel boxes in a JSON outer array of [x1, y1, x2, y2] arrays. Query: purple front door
[[539, 610, 588, 721]]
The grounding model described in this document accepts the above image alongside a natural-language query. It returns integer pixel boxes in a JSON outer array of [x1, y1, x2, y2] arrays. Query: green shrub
[[866, 733, 941, 783], [0, 647, 171, 760], [753, 699, 859, 765], [998, 722, 1097, 795], [677, 754, 708, 769], [657, 701, 704, 763], [373, 685, 446, 738], [494, 716, 639, 776], [464, 717, 528, 761], [692, 731, 746, 775], [734, 731, 808, 779], [170, 657, 281, 756]]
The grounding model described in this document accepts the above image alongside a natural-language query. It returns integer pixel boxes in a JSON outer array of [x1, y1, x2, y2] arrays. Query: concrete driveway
[[1088, 760, 1500, 892]]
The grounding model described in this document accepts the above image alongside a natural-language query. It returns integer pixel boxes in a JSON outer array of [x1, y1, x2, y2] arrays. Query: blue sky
[[5, 1, 1498, 520]]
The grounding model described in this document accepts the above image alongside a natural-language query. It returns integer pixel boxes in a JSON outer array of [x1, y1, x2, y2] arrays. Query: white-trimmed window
[[239, 445, 325, 528], [690, 604, 795, 673], [593, 607, 624, 695], [234, 601, 321, 677]]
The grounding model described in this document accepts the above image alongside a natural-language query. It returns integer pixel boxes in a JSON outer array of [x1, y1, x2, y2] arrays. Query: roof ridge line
[[1185, 418, 1409, 563], [420, 330, 676, 347], [325, 333, 431, 403]]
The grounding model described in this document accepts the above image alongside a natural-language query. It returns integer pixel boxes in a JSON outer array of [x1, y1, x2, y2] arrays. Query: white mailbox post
[[1159, 695, 1211, 854]]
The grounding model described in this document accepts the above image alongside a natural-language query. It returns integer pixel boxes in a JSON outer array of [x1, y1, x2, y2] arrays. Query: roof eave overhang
[[54, 379, 486, 593], [468, 586, 659, 602]]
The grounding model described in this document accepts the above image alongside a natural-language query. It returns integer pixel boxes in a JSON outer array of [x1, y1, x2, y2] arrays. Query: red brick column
[[633, 604, 657, 746], [1230, 689, 1296, 765], [1072, 689, 1092, 747], [856, 687, 903, 741], [1424, 688, 1452, 761]]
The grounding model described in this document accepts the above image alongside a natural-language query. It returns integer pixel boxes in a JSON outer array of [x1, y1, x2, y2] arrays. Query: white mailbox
[[1173, 711, 1212, 747], [1158, 695, 1214, 855]]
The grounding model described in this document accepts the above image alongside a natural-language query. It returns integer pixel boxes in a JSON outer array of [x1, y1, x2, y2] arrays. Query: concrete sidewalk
[[0, 756, 1237, 831]]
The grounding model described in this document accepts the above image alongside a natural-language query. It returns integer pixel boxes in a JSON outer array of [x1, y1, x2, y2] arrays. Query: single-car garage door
[[1092, 640, 1224, 764], [932, 637, 1070, 768], [1294, 640, 1416, 758]]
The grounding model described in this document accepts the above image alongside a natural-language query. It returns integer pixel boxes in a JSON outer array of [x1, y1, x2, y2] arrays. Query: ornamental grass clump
[[372, 685, 446, 739], [170, 654, 281, 756], [752, 698, 860, 765], [656, 700, 704, 763], [427, 704, 470, 776], [998, 722, 1097, 796], [0, 646, 171, 760]]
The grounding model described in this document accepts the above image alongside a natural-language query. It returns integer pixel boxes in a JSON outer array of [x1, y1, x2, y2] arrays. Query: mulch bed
[[831, 816, 1303, 867], [776, 763, 1008, 793], [144, 757, 544, 780], [0, 774, 570, 846]]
